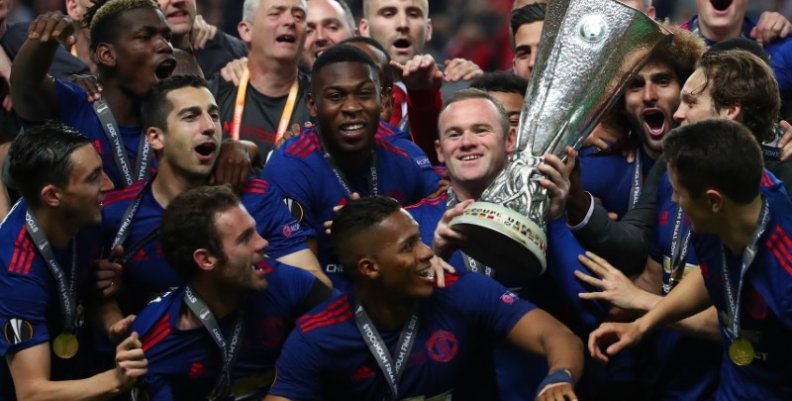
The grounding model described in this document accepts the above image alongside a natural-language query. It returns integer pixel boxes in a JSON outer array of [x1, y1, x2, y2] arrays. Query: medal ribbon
[[93, 99, 152, 187], [184, 286, 245, 401], [322, 146, 379, 197], [230, 65, 299, 145], [663, 207, 691, 294], [25, 212, 78, 332], [720, 198, 770, 341], [627, 153, 642, 211], [354, 304, 419, 401]]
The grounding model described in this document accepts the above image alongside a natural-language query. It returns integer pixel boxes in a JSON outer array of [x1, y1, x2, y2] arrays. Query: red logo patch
[[282, 224, 292, 238], [189, 361, 204, 378], [351, 364, 376, 381], [500, 291, 517, 304], [659, 210, 668, 226], [426, 330, 458, 363]]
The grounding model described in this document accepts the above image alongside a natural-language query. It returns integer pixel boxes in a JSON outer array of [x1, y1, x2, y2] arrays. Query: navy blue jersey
[[692, 181, 792, 401], [54, 80, 153, 189], [269, 272, 535, 401], [0, 201, 103, 400], [101, 178, 311, 314], [263, 124, 440, 292], [132, 260, 323, 401], [580, 146, 655, 218]]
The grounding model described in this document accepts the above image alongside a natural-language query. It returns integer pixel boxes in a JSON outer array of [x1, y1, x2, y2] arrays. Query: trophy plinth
[[451, 202, 547, 277]]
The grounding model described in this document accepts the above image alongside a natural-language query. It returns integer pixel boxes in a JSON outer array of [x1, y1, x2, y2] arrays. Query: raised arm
[[10, 11, 76, 122]]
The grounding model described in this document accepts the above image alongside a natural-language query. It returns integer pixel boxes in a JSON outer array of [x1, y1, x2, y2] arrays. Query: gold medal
[[52, 332, 79, 359], [728, 337, 755, 366]]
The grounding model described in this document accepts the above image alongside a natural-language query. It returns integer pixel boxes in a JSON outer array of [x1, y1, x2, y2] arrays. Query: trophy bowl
[[450, 0, 671, 277]]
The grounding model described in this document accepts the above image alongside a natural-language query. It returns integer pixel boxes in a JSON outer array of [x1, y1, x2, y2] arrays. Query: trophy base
[[449, 202, 547, 277]]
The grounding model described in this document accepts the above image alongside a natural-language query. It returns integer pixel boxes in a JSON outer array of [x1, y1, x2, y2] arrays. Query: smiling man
[[0, 122, 148, 401], [265, 196, 583, 401], [130, 185, 331, 400], [263, 45, 439, 292]]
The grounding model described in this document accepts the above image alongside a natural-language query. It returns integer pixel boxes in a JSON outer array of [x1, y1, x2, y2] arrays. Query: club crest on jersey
[[500, 291, 517, 305], [283, 198, 304, 223], [426, 330, 458, 363], [3, 318, 34, 345]]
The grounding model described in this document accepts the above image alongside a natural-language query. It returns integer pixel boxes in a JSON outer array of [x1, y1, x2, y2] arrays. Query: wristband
[[535, 368, 574, 398]]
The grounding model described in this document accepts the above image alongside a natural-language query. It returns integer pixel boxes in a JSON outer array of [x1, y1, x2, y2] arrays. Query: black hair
[[160, 185, 240, 282], [331, 196, 402, 278], [311, 43, 379, 85], [9, 121, 91, 208], [510, 2, 546, 33], [84, 0, 160, 51], [141, 74, 209, 131], [338, 36, 394, 88], [470, 71, 528, 95], [663, 119, 762, 204]]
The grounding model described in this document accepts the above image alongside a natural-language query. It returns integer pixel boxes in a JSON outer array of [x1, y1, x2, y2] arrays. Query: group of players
[[0, 0, 792, 400]]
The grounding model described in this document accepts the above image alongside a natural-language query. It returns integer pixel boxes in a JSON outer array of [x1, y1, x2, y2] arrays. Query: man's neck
[[28, 207, 76, 248], [97, 81, 142, 126], [171, 33, 192, 52], [449, 183, 484, 202], [698, 20, 744, 43], [641, 142, 660, 161], [718, 196, 764, 255], [356, 286, 418, 330], [247, 52, 299, 97], [151, 165, 207, 209], [180, 279, 245, 330]]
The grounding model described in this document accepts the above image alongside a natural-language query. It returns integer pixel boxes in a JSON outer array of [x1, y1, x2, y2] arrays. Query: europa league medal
[[450, 0, 671, 276], [728, 337, 755, 366], [52, 332, 79, 359]]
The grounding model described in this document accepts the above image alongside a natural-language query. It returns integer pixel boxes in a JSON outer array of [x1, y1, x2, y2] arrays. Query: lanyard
[[230, 65, 299, 145], [109, 181, 151, 252], [446, 189, 493, 277], [25, 212, 78, 332], [93, 99, 152, 187], [322, 145, 379, 197], [354, 304, 419, 401], [720, 198, 770, 341], [628, 153, 642, 211], [184, 286, 245, 401], [663, 207, 691, 294]]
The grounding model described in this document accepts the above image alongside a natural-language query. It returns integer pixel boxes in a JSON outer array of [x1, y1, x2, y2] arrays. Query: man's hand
[[276, 122, 311, 149], [27, 11, 77, 45], [211, 139, 253, 190], [538, 147, 577, 220], [429, 255, 455, 288], [778, 120, 792, 161], [114, 332, 148, 391], [71, 74, 102, 103], [190, 14, 218, 49], [442, 58, 483, 82], [536, 382, 577, 401], [432, 199, 473, 259], [323, 192, 361, 235], [575, 251, 657, 312], [220, 57, 248, 86], [95, 246, 124, 298], [750, 11, 792, 45], [587, 321, 644, 363], [391, 54, 443, 91], [107, 314, 136, 345]]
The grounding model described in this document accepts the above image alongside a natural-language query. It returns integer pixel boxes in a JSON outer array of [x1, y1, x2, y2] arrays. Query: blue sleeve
[[262, 153, 320, 236], [269, 330, 323, 401], [767, 38, 792, 101], [244, 179, 312, 259], [453, 274, 537, 338], [392, 137, 440, 197], [0, 265, 51, 356], [54, 80, 91, 125], [546, 218, 606, 330], [268, 261, 321, 308]]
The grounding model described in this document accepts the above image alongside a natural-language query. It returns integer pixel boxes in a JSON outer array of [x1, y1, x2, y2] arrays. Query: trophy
[[450, 0, 670, 276]]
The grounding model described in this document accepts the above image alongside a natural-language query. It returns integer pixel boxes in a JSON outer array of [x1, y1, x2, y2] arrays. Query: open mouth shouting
[[642, 108, 668, 140], [710, 0, 732, 12], [155, 58, 177, 80], [194, 141, 218, 162], [392, 38, 413, 55], [276, 34, 298, 44]]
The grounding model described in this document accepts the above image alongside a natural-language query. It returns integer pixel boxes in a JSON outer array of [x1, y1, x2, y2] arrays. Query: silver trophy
[[450, 0, 670, 276]]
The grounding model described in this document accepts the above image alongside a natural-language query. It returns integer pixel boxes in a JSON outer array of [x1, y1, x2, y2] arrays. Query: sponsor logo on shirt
[[426, 330, 458, 363]]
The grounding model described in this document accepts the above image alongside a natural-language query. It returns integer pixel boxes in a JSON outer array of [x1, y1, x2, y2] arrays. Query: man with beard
[[0, 123, 147, 401], [263, 45, 439, 292], [98, 75, 327, 329], [131, 185, 331, 400]]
